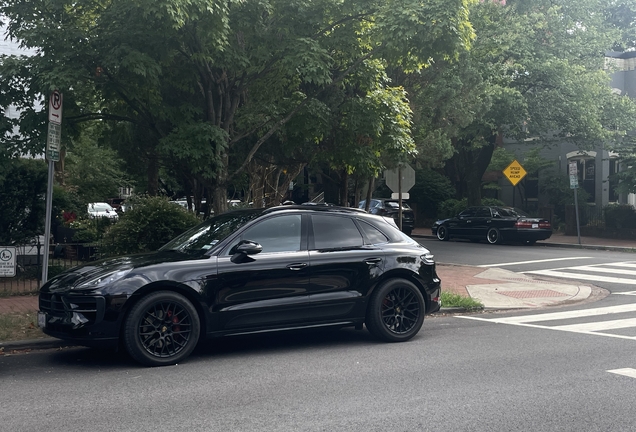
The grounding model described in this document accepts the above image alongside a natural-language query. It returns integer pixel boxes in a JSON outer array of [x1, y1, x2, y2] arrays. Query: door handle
[[287, 263, 308, 271], [364, 257, 382, 265]]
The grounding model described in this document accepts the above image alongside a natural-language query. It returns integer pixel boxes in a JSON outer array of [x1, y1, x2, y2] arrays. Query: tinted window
[[312, 215, 364, 249], [458, 208, 475, 217], [474, 207, 492, 217], [358, 221, 389, 244], [230, 214, 302, 254]]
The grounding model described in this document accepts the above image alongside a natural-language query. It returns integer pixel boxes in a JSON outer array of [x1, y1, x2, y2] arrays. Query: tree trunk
[[457, 133, 497, 207], [340, 169, 349, 206], [365, 177, 375, 212], [147, 150, 159, 196]]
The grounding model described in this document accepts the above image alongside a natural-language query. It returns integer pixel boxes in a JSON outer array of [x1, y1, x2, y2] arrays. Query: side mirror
[[230, 240, 263, 256], [230, 240, 262, 263]]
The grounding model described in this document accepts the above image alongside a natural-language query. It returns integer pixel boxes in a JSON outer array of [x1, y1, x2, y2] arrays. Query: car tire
[[402, 228, 412, 236], [436, 225, 449, 241], [366, 279, 425, 342], [486, 227, 502, 245], [123, 291, 201, 367], [525, 240, 537, 246]]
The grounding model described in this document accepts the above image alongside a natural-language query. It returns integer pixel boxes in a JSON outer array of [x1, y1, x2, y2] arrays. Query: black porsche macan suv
[[39, 205, 441, 366]]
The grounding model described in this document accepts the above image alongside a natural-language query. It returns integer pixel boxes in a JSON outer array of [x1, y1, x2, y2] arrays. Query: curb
[[0, 338, 76, 352]]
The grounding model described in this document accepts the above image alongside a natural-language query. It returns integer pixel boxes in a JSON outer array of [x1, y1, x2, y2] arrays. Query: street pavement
[[1, 228, 634, 352]]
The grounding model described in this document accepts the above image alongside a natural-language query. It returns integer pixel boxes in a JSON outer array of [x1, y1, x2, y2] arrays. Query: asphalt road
[[418, 238, 636, 293], [3, 315, 636, 431], [4, 240, 636, 431]]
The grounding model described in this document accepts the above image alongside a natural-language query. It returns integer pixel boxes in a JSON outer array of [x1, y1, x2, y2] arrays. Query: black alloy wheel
[[124, 291, 201, 366], [486, 227, 501, 244], [366, 279, 425, 342], [525, 240, 537, 245], [402, 228, 413, 236], [436, 225, 449, 241]]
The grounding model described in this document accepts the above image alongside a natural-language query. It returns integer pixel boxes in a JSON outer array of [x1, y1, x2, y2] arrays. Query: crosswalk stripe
[[600, 262, 636, 269], [477, 257, 592, 268], [459, 315, 636, 341], [562, 265, 636, 276], [608, 368, 636, 379], [464, 303, 636, 324], [553, 318, 636, 332], [525, 269, 636, 285]]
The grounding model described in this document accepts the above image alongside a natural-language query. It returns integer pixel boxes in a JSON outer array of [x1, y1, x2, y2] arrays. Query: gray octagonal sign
[[384, 164, 415, 193]]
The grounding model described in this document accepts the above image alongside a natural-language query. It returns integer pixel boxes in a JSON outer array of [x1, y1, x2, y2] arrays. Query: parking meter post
[[573, 187, 581, 245], [42, 159, 54, 283]]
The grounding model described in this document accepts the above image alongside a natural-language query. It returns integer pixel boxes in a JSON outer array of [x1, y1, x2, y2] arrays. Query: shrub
[[101, 196, 201, 256], [604, 204, 636, 229], [409, 169, 456, 220]]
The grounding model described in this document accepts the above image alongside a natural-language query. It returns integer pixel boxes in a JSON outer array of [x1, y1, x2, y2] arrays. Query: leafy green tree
[[0, 158, 47, 244], [0, 0, 475, 215], [404, 0, 636, 206]]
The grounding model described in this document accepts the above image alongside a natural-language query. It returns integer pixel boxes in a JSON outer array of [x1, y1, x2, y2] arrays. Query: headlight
[[421, 253, 435, 265], [75, 268, 132, 290]]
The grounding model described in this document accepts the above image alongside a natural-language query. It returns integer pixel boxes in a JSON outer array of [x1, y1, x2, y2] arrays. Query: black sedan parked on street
[[359, 199, 415, 236], [432, 206, 552, 245], [39, 205, 441, 366]]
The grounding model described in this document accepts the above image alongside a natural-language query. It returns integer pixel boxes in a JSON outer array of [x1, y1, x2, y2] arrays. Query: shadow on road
[[19, 327, 381, 369]]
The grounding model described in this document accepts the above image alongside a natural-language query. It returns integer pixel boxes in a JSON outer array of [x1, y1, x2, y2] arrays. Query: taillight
[[539, 222, 551, 228], [515, 221, 533, 228]]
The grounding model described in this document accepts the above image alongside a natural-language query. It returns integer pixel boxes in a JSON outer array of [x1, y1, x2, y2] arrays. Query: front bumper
[[39, 292, 123, 348]]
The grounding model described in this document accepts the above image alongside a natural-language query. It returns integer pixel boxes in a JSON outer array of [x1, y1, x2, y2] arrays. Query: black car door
[[451, 208, 476, 238], [214, 213, 311, 330], [470, 207, 494, 238], [308, 214, 385, 320]]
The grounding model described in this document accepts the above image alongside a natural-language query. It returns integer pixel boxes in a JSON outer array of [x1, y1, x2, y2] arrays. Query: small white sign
[[569, 161, 578, 176], [46, 122, 61, 161], [569, 174, 578, 189], [391, 193, 410, 200], [0, 247, 16, 277], [48, 90, 63, 124]]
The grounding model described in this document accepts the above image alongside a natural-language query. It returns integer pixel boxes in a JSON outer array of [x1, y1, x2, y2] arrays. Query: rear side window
[[358, 221, 389, 244], [311, 215, 364, 249], [474, 207, 492, 217]]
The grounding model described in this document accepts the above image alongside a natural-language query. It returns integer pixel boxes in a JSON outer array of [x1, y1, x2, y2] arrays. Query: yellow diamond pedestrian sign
[[503, 160, 527, 186]]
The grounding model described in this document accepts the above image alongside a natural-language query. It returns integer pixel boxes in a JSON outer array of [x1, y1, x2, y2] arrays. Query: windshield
[[159, 209, 263, 254], [90, 203, 113, 212], [385, 201, 411, 210]]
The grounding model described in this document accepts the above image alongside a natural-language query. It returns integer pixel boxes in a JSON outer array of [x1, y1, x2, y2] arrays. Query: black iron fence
[[0, 242, 105, 297]]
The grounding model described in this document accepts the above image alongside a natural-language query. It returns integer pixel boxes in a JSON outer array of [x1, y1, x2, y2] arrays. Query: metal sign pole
[[573, 187, 581, 245], [41, 159, 54, 283], [398, 164, 403, 231], [42, 90, 63, 283]]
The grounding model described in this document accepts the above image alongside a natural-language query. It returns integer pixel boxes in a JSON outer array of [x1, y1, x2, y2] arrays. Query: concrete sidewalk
[[0, 229, 627, 352]]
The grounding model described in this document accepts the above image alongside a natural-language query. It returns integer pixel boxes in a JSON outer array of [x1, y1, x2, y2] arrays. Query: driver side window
[[227, 214, 302, 254]]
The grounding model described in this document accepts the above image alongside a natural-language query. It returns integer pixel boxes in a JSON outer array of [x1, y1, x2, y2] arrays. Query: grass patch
[[0, 313, 45, 342], [441, 292, 484, 311]]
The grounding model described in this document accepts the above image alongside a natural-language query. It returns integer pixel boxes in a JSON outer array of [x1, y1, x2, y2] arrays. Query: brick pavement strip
[[435, 264, 502, 297], [0, 295, 39, 314]]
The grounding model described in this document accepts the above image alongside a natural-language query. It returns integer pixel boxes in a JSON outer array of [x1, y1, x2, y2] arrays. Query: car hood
[[43, 251, 201, 291]]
